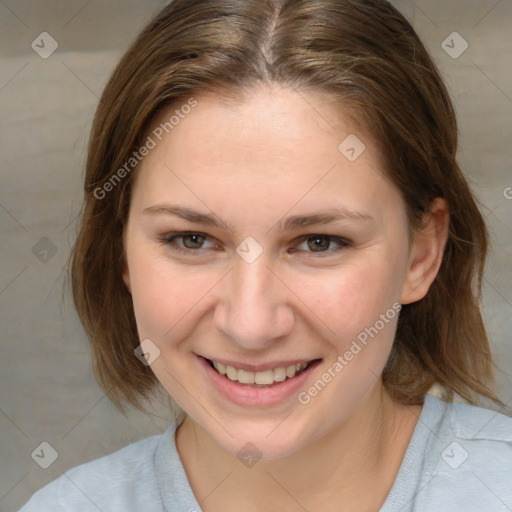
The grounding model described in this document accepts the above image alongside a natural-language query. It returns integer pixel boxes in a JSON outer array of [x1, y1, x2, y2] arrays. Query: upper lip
[[200, 355, 320, 372]]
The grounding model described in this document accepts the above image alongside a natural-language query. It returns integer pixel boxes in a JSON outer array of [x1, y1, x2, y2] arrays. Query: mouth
[[198, 355, 323, 407], [205, 358, 321, 388]]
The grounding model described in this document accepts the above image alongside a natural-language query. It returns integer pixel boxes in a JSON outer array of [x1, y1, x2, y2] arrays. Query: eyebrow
[[143, 205, 374, 231], [143, 205, 231, 230]]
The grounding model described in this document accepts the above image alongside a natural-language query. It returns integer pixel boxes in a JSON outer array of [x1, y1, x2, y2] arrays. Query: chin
[[208, 416, 315, 462]]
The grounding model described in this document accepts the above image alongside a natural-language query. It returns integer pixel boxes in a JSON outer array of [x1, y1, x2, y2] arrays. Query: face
[[122, 85, 424, 459]]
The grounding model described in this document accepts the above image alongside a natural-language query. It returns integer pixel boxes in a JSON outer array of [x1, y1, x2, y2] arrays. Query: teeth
[[255, 369, 274, 385], [273, 367, 287, 382], [238, 370, 255, 384], [216, 362, 226, 375], [226, 365, 237, 381], [212, 360, 309, 386]]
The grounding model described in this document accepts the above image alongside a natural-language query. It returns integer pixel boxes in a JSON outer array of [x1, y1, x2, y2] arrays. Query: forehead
[[149, 86, 364, 167], [131, 86, 402, 223]]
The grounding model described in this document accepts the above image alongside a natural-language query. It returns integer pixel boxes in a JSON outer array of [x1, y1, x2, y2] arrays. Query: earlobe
[[401, 198, 450, 305]]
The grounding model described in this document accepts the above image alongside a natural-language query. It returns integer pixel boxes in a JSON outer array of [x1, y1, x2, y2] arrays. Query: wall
[[0, 1, 511, 509]]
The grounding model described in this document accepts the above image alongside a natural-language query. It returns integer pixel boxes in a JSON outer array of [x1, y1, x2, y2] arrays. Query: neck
[[175, 381, 422, 511]]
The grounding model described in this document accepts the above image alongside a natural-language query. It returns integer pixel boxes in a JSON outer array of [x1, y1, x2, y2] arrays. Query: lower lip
[[198, 356, 321, 407]]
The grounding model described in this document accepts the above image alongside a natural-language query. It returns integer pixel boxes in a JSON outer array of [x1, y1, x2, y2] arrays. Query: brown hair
[[67, 0, 504, 410]]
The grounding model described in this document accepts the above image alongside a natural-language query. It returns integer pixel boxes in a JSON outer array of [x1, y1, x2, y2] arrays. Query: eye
[[180, 233, 206, 249], [293, 235, 351, 254], [159, 231, 217, 253]]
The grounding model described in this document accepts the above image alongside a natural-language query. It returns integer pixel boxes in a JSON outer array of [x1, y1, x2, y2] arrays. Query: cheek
[[303, 260, 403, 338], [126, 247, 222, 347], [300, 255, 402, 366]]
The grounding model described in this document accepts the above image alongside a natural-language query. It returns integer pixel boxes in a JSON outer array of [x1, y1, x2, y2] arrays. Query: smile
[[199, 356, 322, 406], [208, 359, 311, 387]]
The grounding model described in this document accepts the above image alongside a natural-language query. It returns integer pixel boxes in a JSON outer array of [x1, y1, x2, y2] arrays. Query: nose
[[213, 258, 295, 350]]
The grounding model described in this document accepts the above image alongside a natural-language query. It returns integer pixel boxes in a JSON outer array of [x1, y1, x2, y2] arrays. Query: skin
[[122, 84, 449, 511]]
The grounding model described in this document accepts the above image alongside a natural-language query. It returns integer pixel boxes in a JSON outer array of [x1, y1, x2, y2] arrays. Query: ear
[[121, 231, 132, 294], [401, 197, 449, 305], [121, 251, 132, 294]]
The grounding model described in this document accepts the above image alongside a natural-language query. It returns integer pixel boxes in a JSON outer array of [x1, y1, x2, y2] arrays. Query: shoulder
[[423, 393, 512, 449], [419, 394, 512, 509], [449, 398, 512, 441], [18, 428, 171, 511]]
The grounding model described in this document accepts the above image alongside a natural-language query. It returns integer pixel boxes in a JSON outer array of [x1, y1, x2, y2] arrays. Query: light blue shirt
[[18, 394, 512, 511]]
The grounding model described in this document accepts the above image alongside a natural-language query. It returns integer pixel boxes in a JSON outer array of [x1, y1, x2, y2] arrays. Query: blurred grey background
[[0, 1, 511, 510]]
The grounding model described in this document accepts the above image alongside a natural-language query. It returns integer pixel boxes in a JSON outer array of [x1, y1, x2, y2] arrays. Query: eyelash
[[158, 231, 352, 257]]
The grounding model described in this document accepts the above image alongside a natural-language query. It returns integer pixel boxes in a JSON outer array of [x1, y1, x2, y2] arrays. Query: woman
[[20, 0, 512, 510]]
